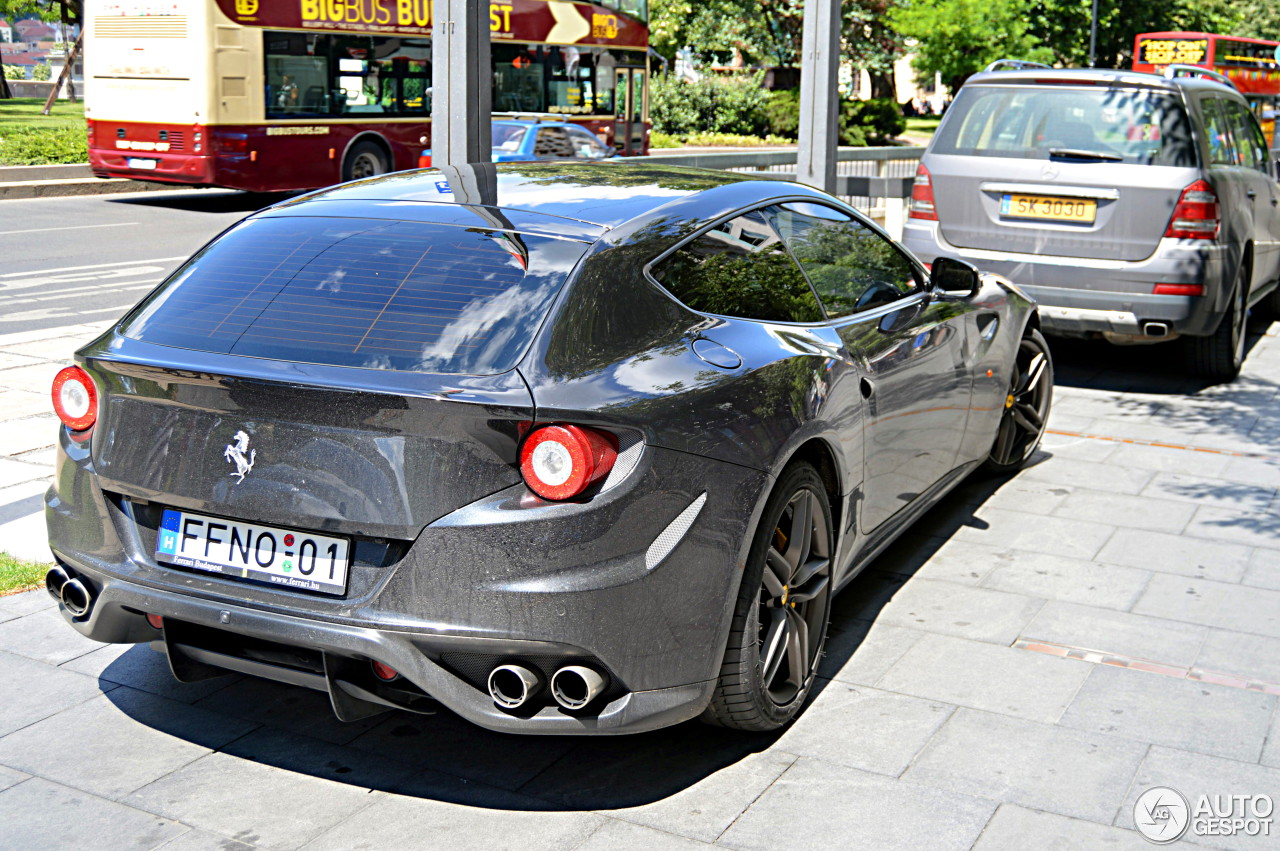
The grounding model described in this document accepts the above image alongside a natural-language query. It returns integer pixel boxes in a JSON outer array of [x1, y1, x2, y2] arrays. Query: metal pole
[[431, 0, 491, 167], [1088, 0, 1098, 68], [796, 0, 840, 193]]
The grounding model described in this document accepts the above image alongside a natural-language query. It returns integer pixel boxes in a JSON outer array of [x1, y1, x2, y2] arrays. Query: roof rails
[[1161, 64, 1238, 91], [984, 59, 1052, 72]]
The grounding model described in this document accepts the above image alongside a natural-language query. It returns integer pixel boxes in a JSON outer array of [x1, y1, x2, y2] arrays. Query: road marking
[[0, 222, 140, 237], [0, 267, 168, 293], [0, 256, 186, 279], [3, 279, 162, 305], [1015, 639, 1280, 696]]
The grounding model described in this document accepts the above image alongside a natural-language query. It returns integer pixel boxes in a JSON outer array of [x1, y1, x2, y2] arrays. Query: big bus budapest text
[[86, 0, 651, 192], [1133, 31, 1280, 146]]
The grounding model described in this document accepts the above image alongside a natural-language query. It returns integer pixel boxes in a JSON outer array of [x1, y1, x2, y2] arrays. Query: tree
[[1231, 0, 1280, 41], [1026, 0, 1243, 69], [889, 0, 1051, 94], [0, 0, 73, 98], [649, 0, 805, 67], [844, 0, 906, 100]]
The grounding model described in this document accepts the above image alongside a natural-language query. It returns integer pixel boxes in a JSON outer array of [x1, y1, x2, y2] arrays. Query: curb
[[0, 176, 188, 200]]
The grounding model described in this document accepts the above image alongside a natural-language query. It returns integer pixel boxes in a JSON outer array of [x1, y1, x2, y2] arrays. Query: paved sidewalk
[[1, 320, 1279, 849]]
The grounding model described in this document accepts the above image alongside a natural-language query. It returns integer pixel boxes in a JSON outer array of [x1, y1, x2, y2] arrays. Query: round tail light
[[51, 366, 98, 432], [520, 424, 618, 501]]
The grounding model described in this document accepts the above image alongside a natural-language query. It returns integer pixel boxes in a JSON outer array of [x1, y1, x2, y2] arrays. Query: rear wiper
[[1048, 147, 1124, 162]]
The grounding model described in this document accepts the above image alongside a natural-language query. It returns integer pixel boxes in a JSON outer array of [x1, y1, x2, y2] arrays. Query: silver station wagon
[[903, 63, 1280, 381]]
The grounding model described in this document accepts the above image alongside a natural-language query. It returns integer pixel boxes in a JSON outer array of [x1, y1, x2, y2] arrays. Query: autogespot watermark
[[1134, 786, 1274, 844]]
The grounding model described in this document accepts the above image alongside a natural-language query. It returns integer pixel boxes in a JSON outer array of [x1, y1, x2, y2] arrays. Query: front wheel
[[702, 463, 833, 732], [980, 327, 1053, 476]]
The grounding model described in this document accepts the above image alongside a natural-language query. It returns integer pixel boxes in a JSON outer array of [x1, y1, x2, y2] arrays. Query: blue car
[[419, 119, 615, 168]]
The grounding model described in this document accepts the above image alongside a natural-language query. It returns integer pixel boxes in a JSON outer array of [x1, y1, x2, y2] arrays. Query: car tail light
[[1153, 283, 1204, 296], [371, 661, 399, 681], [909, 163, 938, 221], [212, 129, 249, 154], [418, 151, 432, 168], [51, 366, 97, 433], [520, 424, 618, 501], [1165, 180, 1219, 240]]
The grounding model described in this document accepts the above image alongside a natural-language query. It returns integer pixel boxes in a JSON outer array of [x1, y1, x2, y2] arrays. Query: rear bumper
[[89, 147, 218, 186], [903, 220, 1230, 337], [46, 427, 767, 734]]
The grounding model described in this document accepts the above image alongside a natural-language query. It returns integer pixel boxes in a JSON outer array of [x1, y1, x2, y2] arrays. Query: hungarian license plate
[[127, 157, 158, 170], [156, 509, 351, 596], [1000, 194, 1097, 223]]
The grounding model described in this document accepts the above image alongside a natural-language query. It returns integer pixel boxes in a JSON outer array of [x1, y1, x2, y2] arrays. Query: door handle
[[1247, 189, 1257, 200]]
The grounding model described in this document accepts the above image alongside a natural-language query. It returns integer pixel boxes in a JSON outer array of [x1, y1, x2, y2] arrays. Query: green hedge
[[0, 125, 88, 165], [763, 90, 907, 146], [650, 73, 770, 138]]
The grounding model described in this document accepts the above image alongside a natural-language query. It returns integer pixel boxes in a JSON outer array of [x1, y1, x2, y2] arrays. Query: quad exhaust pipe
[[488, 664, 544, 710], [550, 665, 606, 710], [45, 565, 94, 618]]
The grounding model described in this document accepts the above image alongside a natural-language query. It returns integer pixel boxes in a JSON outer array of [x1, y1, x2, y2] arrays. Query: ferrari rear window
[[932, 86, 1195, 167], [119, 216, 586, 374]]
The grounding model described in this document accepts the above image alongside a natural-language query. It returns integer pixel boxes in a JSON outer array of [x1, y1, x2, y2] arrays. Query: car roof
[[261, 161, 766, 238], [963, 67, 1242, 97]]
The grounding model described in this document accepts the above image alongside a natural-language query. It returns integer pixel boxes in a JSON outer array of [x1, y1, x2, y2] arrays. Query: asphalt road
[[0, 189, 296, 337]]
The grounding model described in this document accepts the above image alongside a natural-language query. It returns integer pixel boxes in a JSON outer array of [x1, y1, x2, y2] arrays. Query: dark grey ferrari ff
[[45, 162, 1051, 735]]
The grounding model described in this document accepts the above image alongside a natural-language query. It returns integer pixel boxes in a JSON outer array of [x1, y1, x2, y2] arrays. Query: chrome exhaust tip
[[45, 566, 70, 601], [1143, 321, 1170, 338], [488, 664, 543, 709], [550, 665, 606, 710], [60, 578, 92, 618]]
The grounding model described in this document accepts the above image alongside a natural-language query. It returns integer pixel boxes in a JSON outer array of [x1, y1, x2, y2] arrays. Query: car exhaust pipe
[[45, 566, 70, 601], [60, 578, 93, 618], [550, 665, 606, 710], [1143, 321, 1170, 338], [488, 664, 543, 709]]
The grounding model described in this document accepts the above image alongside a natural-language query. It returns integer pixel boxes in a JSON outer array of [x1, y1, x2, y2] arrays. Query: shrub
[[0, 125, 88, 165], [649, 131, 683, 148], [650, 73, 769, 138], [847, 98, 907, 144], [759, 92, 906, 145], [3, 64, 25, 80], [33, 63, 52, 82], [764, 89, 800, 139]]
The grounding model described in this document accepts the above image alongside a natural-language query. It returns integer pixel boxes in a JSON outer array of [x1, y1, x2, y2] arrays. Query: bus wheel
[[343, 141, 389, 181]]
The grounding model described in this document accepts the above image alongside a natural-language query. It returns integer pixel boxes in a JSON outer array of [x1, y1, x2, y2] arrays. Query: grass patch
[[650, 131, 794, 149], [0, 97, 88, 165], [0, 552, 48, 596], [903, 116, 941, 141]]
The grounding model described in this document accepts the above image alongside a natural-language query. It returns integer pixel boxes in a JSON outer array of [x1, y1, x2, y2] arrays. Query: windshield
[[119, 217, 587, 375], [933, 85, 1197, 167], [492, 124, 527, 152]]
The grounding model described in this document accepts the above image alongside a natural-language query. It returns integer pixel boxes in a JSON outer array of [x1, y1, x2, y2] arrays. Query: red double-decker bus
[[1133, 31, 1280, 145], [85, 0, 650, 192]]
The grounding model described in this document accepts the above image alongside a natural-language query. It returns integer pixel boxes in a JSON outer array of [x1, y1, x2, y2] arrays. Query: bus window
[[265, 32, 431, 118]]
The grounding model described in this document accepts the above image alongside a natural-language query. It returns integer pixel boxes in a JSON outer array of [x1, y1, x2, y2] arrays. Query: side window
[[650, 211, 825, 323], [1202, 99, 1239, 166], [534, 128, 574, 158], [767, 202, 920, 318], [563, 125, 609, 159], [1225, 101, 1268, 172]]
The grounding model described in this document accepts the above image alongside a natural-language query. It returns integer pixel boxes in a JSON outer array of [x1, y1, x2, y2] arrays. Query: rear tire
[[342, 140, 389, 182], [1185, 269, 1246, 382], [980, 328, 1053, 476], [702, 463, 833, 732]]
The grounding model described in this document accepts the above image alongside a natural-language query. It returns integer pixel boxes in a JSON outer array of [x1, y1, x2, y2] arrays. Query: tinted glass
[[1202, 99, 1238, 166], [933, 86, 1196, 167], [1224, 100, 1269, 171], [650, 211, 824, 323], [492, 124, 527, 152], [768, 203, 919, 317], [120, 217, 587, 375], [265, 32, 431, 118]]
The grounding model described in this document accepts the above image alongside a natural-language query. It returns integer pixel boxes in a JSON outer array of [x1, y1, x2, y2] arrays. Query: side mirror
[[931, 256, 981, 299]]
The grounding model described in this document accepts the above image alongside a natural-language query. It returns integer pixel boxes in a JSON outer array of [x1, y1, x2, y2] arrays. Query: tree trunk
[[43, 32, 84, 114], [0, 58, 12, 100], [869, 68, 896, 101]]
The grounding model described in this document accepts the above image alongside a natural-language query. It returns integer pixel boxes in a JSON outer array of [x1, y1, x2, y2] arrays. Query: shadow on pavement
[[106, 189, 302, 216]]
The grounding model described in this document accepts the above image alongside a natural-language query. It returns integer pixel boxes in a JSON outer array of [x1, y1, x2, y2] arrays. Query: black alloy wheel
[[703, 462, 833, 731], [982, 328, 1053, 475], [1186, 269, 1246, 382]]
